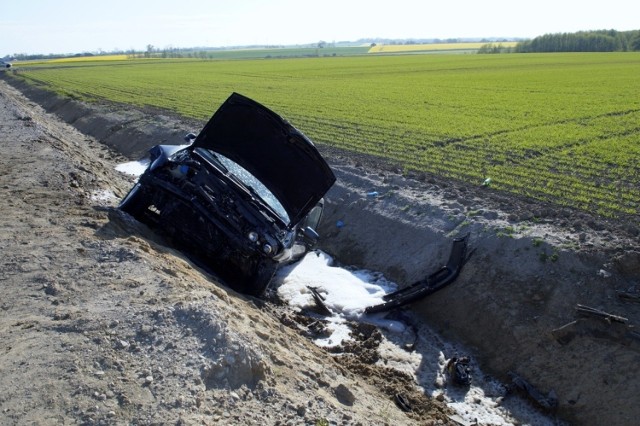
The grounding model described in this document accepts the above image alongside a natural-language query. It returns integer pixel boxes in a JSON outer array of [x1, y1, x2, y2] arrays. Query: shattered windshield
[[208, 150, 289, 223]]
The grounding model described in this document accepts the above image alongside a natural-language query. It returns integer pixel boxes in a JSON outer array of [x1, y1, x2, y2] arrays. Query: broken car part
[[446, 356, 472, 386], [507, 372, 558, 410], [394, 393, 412, 412], [119, 93, 336, 296], [552, 304, 640, 348], [365, 234, 471, 314], [307, 286, 333, 316], [575, 304, 628, 324]]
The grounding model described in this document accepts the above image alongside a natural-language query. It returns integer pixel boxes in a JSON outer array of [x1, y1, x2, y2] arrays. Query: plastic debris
[[446, 356, 472, 386], [365, 234, 471, 314], [394, 393, 412, 412], [508, 372, 558, 410]]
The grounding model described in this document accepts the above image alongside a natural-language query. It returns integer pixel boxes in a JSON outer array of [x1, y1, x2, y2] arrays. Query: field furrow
[[10, 53, 640, 218]]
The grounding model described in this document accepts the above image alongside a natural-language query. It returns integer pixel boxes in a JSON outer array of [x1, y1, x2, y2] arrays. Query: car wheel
[[118, 184, 150, 217], [243, 260, 277, 297]]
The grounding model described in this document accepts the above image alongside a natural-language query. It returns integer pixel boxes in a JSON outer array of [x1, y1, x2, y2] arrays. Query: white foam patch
[[90, 189, 117, 202], [274, 250, 404, 346], [313, 317, 352, 347], [116, 159, 149, 177], [274, 250, 561, 425]]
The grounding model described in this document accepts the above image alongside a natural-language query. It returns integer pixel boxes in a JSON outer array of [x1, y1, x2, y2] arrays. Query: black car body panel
[[119, 93, 336, 296], [192, 92, 335, 226]]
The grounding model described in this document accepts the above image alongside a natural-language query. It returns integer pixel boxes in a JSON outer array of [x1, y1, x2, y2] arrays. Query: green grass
[[10, 52, 640, 219]]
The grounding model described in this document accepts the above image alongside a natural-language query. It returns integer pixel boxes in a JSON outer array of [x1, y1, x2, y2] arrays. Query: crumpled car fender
[[148, 144, 189, 172]]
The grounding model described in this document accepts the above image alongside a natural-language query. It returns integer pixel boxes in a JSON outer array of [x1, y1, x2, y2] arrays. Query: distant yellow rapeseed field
[[368, 42, 518, 53]]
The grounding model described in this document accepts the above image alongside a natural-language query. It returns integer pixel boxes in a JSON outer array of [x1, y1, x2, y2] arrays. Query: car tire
[[243, 260, 277, 297]]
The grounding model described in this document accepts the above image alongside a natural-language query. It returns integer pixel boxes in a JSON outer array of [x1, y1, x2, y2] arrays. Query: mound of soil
[[3, 73, 639, 425]]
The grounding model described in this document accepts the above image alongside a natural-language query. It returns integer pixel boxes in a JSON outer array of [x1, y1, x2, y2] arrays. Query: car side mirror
[[301, 199, 324, 231], [302, 226, 320, 247]]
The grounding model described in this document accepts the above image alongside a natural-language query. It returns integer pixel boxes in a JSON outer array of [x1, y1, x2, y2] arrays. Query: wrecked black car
[[119, 93, 336, 295]]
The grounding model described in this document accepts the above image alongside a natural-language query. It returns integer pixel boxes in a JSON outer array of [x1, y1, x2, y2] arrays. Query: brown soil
[[2, 73, 639, 425]]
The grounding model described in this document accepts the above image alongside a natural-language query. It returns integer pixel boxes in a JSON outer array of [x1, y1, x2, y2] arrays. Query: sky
[[1, 0, 638, 56]]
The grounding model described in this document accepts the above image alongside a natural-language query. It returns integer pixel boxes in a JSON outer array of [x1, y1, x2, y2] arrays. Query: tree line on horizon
[[6, 29, 640, 60], [515, 29, 640, 53]]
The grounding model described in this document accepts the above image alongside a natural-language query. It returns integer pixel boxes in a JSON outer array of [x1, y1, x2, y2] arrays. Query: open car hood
[[192, 93, 336, 226]]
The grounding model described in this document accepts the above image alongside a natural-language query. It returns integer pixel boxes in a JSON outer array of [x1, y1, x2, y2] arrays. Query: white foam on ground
[[274, 250, 405, 346], [275, 250, 562, 425], [90, 189, 117, 203], [116, 159, 149, 177]]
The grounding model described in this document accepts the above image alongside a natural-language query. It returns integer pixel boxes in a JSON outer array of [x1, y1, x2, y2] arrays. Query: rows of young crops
[[12, 53, 640, 219]]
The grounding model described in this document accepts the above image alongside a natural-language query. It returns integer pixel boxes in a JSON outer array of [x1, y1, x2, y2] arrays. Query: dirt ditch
[[3, 73, 640, 425]]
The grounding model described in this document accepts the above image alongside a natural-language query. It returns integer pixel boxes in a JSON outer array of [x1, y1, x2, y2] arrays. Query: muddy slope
[[4, 73, 640, 425]]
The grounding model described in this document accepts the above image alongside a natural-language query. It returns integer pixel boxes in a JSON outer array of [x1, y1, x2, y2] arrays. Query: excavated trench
[[5, 73, 640, 425]]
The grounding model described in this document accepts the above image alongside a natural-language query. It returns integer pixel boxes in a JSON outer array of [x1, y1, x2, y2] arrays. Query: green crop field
[[9, 53, 640, 219]]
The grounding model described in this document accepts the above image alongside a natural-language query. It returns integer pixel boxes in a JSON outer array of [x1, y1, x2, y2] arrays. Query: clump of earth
[[2, 74, 639, 425]]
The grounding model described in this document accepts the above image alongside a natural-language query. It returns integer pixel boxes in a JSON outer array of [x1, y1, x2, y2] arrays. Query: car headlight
[[247, 231, 259, 242]]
